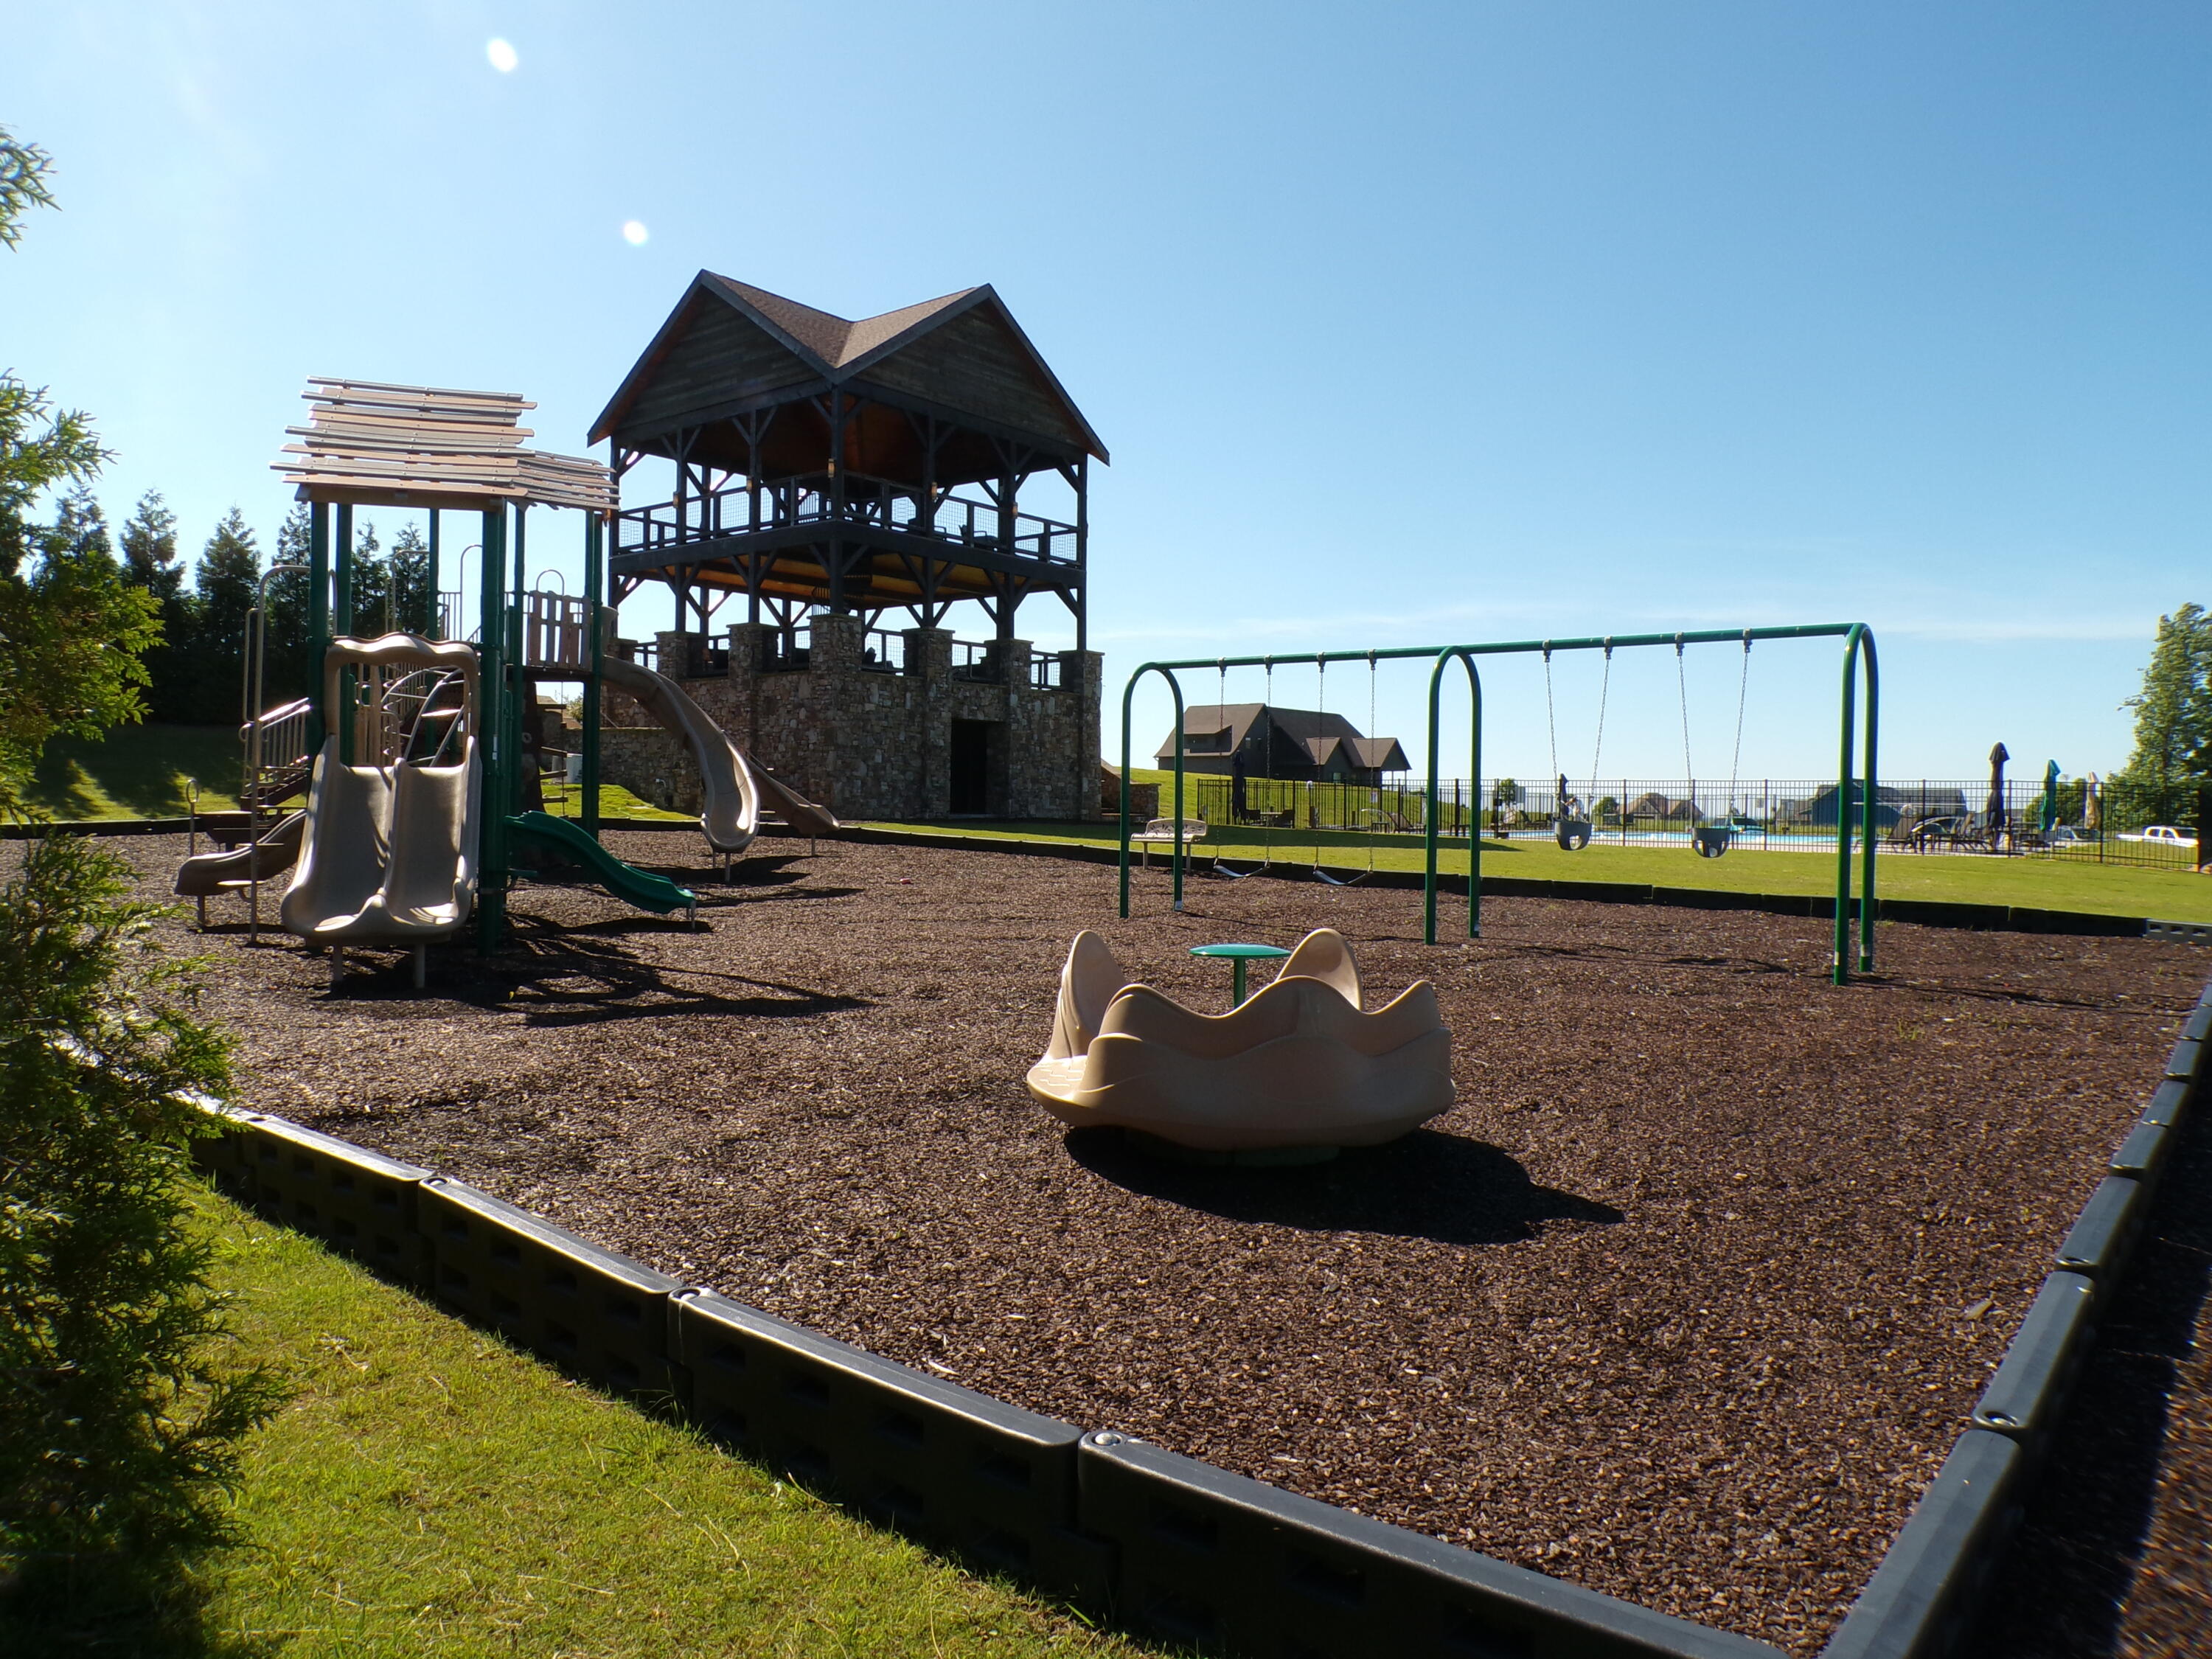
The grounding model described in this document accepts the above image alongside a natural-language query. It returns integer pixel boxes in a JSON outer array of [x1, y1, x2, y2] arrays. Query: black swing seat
[[1556, 819, 1593, 851], [1691, 825, 1733, 858]]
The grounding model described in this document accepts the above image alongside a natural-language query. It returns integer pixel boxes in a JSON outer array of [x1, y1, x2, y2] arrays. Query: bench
[[1132, 817, 1208, 866]]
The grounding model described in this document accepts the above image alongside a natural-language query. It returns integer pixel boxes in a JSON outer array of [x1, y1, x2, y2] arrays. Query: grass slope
[[853, 820, 2212, 923], [26, 725, 246, 818], [135, 1193, 1151, 1658]]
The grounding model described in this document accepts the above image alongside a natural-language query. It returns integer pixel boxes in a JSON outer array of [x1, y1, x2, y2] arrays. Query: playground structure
[[1120, 624, 1881, 984], [1024, 928, 1454, 1156], [177, 376, 838, 974]]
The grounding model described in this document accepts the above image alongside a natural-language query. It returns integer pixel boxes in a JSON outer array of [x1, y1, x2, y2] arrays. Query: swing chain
[[1728, 633, 1751, 815], [1587, 641, 1613, 811], [1674, 633, 1694, 801]]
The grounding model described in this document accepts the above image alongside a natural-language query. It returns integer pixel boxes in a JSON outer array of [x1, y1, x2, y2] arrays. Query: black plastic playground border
[[187, 967, 2212, 1659]]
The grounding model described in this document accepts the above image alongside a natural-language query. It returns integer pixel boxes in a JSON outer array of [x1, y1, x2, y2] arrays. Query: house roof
[[588, 273, 1107, 460], [1157, 704, 1408, 771]]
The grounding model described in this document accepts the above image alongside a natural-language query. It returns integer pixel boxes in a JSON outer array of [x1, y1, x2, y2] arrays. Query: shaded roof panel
[[592, 274, 1106, 461]]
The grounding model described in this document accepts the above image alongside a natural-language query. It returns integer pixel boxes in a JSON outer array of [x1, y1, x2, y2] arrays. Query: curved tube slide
[[1026, 928, 1455, 1152], [174, 810, 305, 896], [597, 658, 838, 851]]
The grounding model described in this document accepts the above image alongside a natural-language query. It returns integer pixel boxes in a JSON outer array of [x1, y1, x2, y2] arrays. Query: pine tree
[[46, 485, 112, 566], [262, 504, 314, 704], [389, 522, 434, 634], [190, 509, 260, 723], [117, 493, 193, 721], [347, 519, 389, 637], [2119, 603, 2212, 787]]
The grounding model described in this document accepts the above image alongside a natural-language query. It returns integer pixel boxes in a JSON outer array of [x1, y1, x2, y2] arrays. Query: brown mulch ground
[[100, 832, 2207, 1655]]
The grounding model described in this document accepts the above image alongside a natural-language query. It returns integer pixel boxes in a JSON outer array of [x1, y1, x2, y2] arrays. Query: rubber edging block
[[237, 1111, 432, 1284], [2054, 1178, 2148, 1281], [1076, 1431, 1782, 1659], [2143, 1078, 2189, 1130], [2181, 1004, 2211, 1044], [672, 1290, 1107, 1605], [1972, 1273, 2096, 1441], [2108, 1116, 2177, 1183], [417, 1176, 686, 1399], [1819, 1430, 2020, 1659], [2166, 1036, 2204, 1082]]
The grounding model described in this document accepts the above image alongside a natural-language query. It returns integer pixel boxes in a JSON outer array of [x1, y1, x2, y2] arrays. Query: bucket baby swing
[[1541, 633, 1753, 858]]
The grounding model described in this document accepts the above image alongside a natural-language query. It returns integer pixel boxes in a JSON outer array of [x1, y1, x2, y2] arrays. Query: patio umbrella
[[2084, 773, 2102, 831], [2041, 759, 2060, 834], [1986, 742, 2010, 832]]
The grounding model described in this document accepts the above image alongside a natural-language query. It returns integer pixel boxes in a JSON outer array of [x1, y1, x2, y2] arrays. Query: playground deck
[[104, 833, 2207, 1658]]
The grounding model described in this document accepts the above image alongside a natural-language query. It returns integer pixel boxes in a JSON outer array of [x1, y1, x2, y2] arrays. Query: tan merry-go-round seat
[[1024, 928, 1454, 1153]]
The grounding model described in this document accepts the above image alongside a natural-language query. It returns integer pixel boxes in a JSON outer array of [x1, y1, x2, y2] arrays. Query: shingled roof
[[589, 272, 1107, 462], [1159, 704, 1409, 773]]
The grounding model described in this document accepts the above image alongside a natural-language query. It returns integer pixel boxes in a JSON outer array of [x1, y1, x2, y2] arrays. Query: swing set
[[1119, 622, 1879, 986], [1206, 653, 1394, 886]]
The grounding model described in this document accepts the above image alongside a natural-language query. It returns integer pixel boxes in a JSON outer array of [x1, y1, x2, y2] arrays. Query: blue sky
[[8, 1, 2206, 782]]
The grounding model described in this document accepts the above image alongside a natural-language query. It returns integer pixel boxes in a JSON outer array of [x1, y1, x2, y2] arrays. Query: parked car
[[2118, 824, 2198, 846], [2042, 825, 2096, 847]]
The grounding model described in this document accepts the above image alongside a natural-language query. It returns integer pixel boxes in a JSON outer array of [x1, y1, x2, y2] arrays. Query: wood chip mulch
[[92, 832, 2205, 1656]]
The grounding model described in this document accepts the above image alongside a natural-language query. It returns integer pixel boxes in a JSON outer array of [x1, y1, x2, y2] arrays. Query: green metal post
[[1118, 665, 1186, 917], [508, 507, 528, 825], [476, 504, 508, 951], [306, 501, 330, 752], [426, 509, 441, 637], [582, 512, 604, 841], [1422, 648, 1482, 945], [333, 504, 355, 762], [1855, 627, 1879, 973]]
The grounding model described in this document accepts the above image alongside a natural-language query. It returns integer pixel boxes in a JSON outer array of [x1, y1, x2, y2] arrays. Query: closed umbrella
[[2084, 772, 2102, 832], [2041, 759, 2060, 834], [1986, 742, 2010, 839]]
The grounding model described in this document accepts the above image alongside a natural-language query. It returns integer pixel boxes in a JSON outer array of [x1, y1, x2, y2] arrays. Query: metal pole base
[[329, 946, 345, 989], [411, 943, 427, 990]]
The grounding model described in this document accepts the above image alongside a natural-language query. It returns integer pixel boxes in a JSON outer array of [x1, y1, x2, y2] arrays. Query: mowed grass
[[855, 819, 2212, 922], [72, 1191, 1155, 1659], [24, 724, 247, 818]]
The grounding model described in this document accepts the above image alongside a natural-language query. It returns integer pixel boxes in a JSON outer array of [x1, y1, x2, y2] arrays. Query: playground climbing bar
[[1118, 622, 1880, 985]]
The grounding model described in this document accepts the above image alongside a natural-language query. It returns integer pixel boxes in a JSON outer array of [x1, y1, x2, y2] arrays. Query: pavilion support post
[[307, 501, 330, 752], [476, 504, 509, 952], [582, 512, 604, 843], [509, 507, 528, 824]]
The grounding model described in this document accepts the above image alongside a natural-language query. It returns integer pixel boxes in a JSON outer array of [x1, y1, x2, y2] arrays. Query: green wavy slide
[[504, 812, 697, 914]]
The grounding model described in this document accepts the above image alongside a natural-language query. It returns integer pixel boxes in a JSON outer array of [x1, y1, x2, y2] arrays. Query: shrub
[[0, 833, 285, 1616]]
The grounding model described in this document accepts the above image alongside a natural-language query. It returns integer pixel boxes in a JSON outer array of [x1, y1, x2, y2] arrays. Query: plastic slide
[[174, 810, 306, 897], [506, 810, 696, 915], [281, 636, 482, 947], [598, 657, 838, 849]]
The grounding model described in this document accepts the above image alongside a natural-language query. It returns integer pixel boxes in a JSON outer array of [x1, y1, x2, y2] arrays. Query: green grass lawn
[[855, 818, 2212, 923], [24, 724, 247, 818], [24, 1190, 1153, 1657]]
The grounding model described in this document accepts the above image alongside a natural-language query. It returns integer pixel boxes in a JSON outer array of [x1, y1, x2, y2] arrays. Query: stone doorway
[[949, 719, 997, 816]]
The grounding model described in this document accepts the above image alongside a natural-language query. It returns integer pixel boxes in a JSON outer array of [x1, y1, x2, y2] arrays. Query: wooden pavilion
[[591, 274, 1107, 658]]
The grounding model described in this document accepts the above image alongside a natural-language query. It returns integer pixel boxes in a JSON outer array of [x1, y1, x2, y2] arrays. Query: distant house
[[1784, 782, 1964, 830], [1625, 791, 1704, 822], [1156, 704, 1409, 786]]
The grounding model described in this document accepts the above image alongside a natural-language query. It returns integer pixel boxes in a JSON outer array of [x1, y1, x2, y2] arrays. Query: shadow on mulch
[[314, 914, 872, 1027], [1966, 1088, 2212, 1658], [1067, 1125, 1625, 1246]]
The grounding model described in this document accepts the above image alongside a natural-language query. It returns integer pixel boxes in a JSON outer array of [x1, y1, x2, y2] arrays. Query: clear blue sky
[[9, 1, 2206, 783]]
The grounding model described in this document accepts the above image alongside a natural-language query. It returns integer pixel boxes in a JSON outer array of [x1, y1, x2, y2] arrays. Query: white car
[[2117, 824, 2197, 846]]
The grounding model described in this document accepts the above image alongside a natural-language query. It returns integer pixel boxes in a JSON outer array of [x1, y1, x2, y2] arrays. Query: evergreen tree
[[190, 509, 260, 724], [347, 518, 389, 637], [389, 522, 434, 635], [118, 493, 193, 721], [46, 485, 113, 566], [261, 504, 314, 704], [2118, 602, 2212, 787]]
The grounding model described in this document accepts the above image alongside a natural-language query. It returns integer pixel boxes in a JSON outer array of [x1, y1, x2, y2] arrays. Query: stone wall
[[597, 613, 1101, 822]]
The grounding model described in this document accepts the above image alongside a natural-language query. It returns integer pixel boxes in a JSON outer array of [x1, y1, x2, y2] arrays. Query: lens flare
[[486, 38, 518, 73], [622, 220, 650, 246]]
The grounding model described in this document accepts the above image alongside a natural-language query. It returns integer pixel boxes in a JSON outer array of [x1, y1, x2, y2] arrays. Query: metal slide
[[280, 637, 482, 948], [597, 656, 838, 849]]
